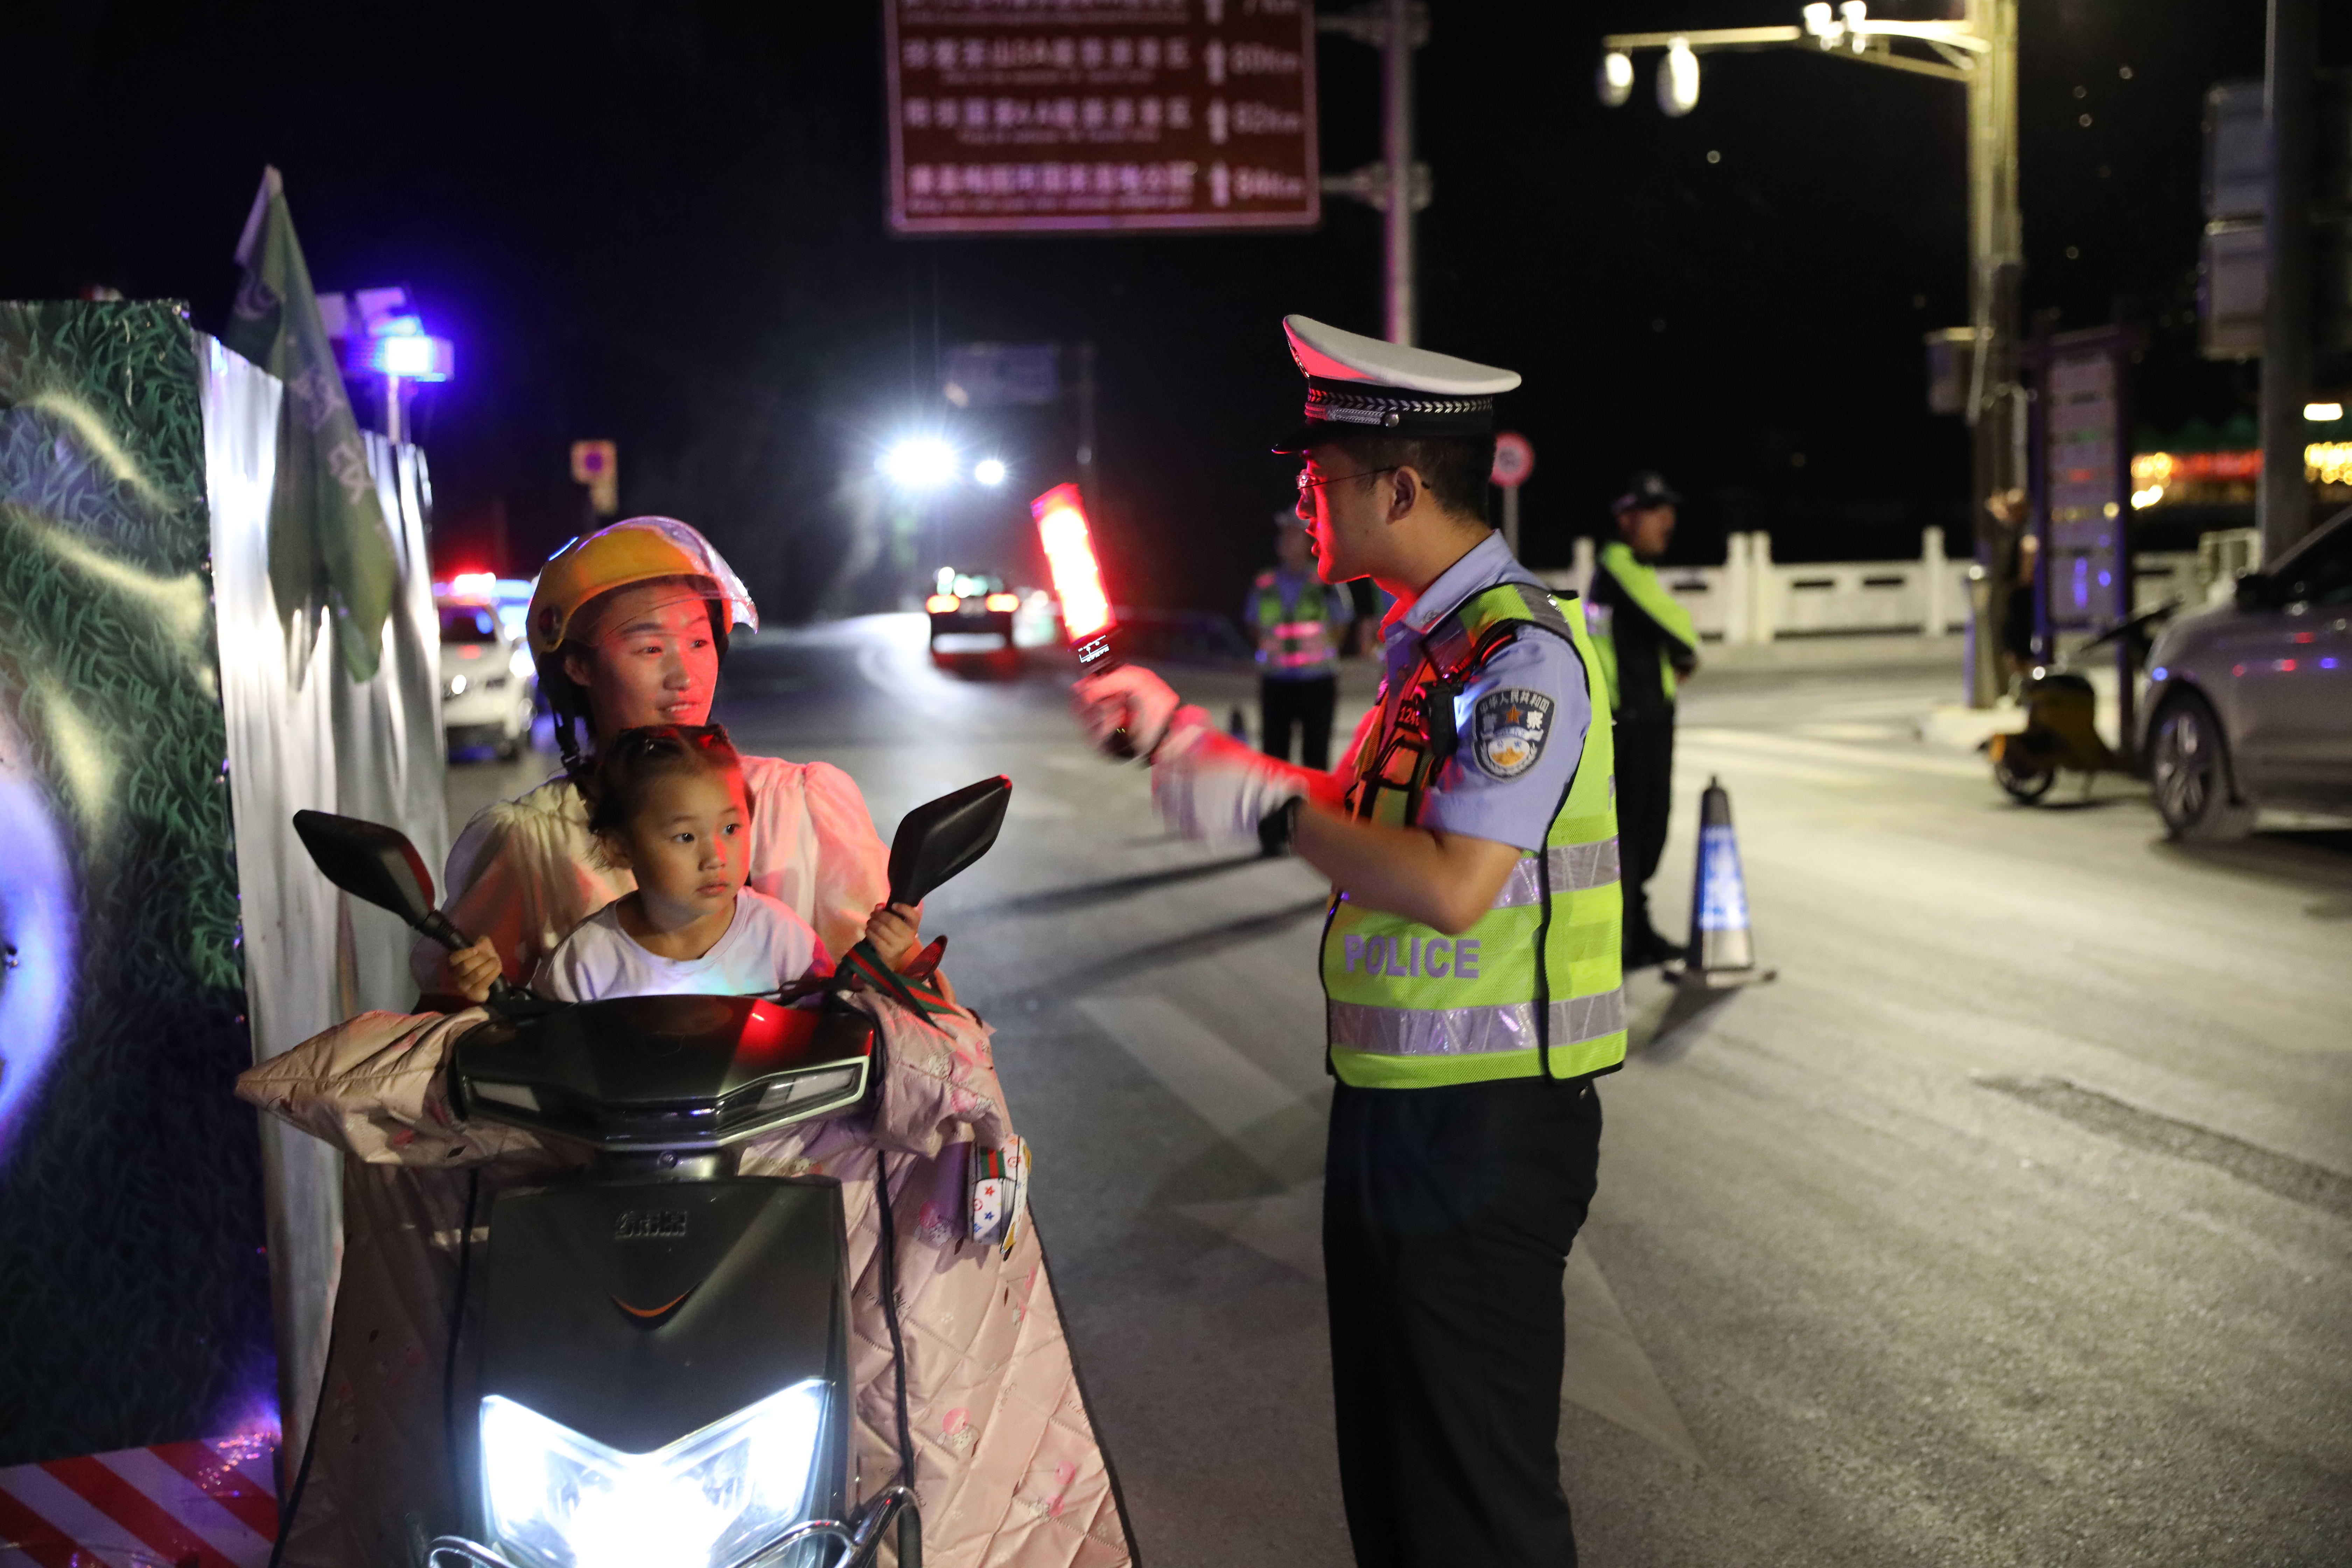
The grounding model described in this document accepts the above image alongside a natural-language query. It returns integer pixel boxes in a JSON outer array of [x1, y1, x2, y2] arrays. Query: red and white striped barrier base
[[0, 1436, 278, 1568]]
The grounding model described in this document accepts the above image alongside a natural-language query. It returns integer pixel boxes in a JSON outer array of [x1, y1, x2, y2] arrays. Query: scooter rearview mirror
[[292, 810, 468, 950], [887, 776, 1011, 907]]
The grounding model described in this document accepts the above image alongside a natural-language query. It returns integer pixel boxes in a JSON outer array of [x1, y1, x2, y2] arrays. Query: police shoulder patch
[[1471, 688, 1555, 778]]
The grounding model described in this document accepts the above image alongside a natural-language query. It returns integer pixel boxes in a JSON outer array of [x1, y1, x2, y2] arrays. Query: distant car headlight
[[447, 674, 470, 698], [481, 1381, 826, 1568], [925, 594, 960, 614], [983, 593, 1019, 612], [510, 646, 536, 681]]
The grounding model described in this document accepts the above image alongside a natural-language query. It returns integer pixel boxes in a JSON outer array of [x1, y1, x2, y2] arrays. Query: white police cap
[[1278, 315, 1521, 451]]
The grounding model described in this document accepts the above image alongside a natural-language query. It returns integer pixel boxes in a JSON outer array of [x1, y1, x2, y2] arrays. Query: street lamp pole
[[1600, 0, 2021, 706], [1965, 0, 2023, 708]]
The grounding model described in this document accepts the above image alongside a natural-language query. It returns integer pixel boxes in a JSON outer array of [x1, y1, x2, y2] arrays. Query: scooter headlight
[[480, 1381, 826, 1568]]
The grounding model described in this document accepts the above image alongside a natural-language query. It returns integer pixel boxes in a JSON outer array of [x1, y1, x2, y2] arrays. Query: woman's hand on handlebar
[[448, 937, 504, 1005]]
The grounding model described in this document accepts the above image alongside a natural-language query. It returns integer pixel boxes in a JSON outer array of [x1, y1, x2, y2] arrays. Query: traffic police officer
[[1587, 471, 1699, 969], [1247, 510, 1355, 771], [1076, 316, 1623, 1568]]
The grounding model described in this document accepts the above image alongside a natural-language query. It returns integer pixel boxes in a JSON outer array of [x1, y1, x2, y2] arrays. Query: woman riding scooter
[[416, 518, 891, 994], [243, 520, 1133, 1568]]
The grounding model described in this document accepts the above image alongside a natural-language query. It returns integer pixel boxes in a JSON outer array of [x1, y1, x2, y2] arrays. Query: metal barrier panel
[[0, 303, 276, 1468]]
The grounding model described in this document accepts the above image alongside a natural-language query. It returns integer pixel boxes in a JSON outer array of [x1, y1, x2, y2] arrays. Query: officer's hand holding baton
[[1072, 666, 1339, 847]]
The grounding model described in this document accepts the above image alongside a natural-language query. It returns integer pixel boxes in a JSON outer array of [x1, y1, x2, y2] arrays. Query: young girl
[[448, 726, 920, 1003]]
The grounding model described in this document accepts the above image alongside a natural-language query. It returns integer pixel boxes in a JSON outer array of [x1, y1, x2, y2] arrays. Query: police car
[[925, 569, 1056, 658], [438, 578, 538, 760]]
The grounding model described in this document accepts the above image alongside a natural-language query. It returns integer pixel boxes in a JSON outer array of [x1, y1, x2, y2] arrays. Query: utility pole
[[1966, 0, 2023, 708], [2258, 0, 2316, 560], [1598, 0, 2021, 706], [1320, 2, 1430, 345]]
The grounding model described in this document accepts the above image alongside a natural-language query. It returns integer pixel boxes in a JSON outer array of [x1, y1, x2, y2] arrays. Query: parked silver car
[[2139, 507, 2352, 838], [439, 595, 538, 760]]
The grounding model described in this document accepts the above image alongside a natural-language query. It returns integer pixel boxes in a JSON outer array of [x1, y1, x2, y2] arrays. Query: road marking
[[1561, 1246, 1702, 1468], [1682, 725, 1989, 780], [1076, 994, 1300, 1141], [1178, 1181, 1328, 1281], [1077, 992, 1700, 1465]]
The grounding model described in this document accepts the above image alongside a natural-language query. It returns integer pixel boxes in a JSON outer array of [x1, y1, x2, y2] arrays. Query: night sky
[[4, 1, 2327, 621]]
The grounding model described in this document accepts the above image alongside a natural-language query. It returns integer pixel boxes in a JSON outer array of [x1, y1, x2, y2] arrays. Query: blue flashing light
[[363, 330, 454, 381], [2149, 666, 2167, 682]]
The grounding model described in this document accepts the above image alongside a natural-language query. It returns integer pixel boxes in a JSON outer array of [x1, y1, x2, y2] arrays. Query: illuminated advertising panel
[[884, 0, 1320, 234]]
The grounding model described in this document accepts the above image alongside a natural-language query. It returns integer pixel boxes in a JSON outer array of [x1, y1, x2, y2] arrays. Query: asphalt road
[[449, 616, 2352, 1568]]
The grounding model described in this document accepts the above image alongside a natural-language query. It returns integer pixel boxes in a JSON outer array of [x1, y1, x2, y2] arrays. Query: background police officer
[[1247, 510, 1355, 771], [1588, 472, 1699, 970], [1076, 316, 1625, 1568]]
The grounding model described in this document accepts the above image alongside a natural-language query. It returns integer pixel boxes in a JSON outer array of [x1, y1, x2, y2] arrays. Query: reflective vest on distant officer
[[1249, 570, 1340, 676], [1320, 582, 1626, 1088], [1584, 541, 1699, 716]]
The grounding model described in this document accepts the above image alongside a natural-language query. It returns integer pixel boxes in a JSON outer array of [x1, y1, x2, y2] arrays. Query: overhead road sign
[[883, 0, 1319, 235], [943, 343, 1060, 407]]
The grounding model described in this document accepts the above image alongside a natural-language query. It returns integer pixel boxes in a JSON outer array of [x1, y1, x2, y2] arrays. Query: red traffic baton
[[1031, 483, 1138, 757]]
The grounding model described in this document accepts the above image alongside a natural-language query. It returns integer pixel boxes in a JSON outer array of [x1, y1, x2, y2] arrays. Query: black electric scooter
[[290, 776, 1012, 1568]]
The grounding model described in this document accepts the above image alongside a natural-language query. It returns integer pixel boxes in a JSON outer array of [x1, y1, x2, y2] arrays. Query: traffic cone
[[1664, 776, 1776, 990]]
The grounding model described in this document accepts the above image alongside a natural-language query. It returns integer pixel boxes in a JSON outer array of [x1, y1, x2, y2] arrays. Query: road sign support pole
[[1382, 0, 1416, 345], [2259, 0, 2317, 561], [1320, 5, 1428, 345], [1075, 340, 1099, 517]]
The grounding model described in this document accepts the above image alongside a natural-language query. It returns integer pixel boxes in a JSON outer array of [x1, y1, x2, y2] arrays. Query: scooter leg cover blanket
[[237, 998, 1135, 1568]]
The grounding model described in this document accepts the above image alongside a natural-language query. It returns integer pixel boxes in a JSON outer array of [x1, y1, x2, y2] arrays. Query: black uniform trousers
[[1260, 672, 1339, 771], [1613, 709, 1676, 950], [1324, 1074, 1604, 1568]]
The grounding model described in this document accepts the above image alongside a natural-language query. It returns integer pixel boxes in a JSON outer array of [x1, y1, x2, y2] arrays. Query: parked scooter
[[1988, 601, 2177, 803], [289, 777, 1013, 1568]]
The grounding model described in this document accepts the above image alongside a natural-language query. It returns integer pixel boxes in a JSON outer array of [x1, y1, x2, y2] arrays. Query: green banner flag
[[221, 166, 397, 682]]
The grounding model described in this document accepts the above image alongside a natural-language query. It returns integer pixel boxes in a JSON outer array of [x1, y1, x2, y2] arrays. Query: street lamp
[[973, 457, 1009, 486], [1596, 0, 2019, 707], [1658, 40, 1700, 117], [878, 437, 958, 490], [1598, 50, 1635, 108]]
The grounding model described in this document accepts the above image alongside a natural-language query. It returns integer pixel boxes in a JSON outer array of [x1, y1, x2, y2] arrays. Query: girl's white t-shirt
[[535, 889, 833, 1002]]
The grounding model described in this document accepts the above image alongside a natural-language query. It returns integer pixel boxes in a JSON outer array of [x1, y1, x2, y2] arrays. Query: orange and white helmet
[[527, 516, 757, 657], [526, 518, 758, 765]]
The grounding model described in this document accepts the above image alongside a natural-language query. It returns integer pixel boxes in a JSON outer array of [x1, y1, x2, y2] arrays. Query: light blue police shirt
[[1372, 531, 1594, 853]]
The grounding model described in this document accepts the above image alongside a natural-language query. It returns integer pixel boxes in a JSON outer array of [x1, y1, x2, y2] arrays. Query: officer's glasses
[[1295, 464, 1401, 495]]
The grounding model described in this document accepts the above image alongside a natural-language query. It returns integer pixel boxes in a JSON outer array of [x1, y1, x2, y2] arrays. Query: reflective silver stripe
[[1492, 838, 1624, 908], [1329, 989, 1628, 1058]]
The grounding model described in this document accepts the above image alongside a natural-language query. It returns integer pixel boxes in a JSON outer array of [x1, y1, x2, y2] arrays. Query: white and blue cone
[[1665, 775, 1776, 989]]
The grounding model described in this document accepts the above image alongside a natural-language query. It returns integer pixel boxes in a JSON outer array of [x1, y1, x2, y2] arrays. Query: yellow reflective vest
[[1249, 570, 1339, 674], [1586, 541, 1699, 714], [1320, 581, 1626, 1088]]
